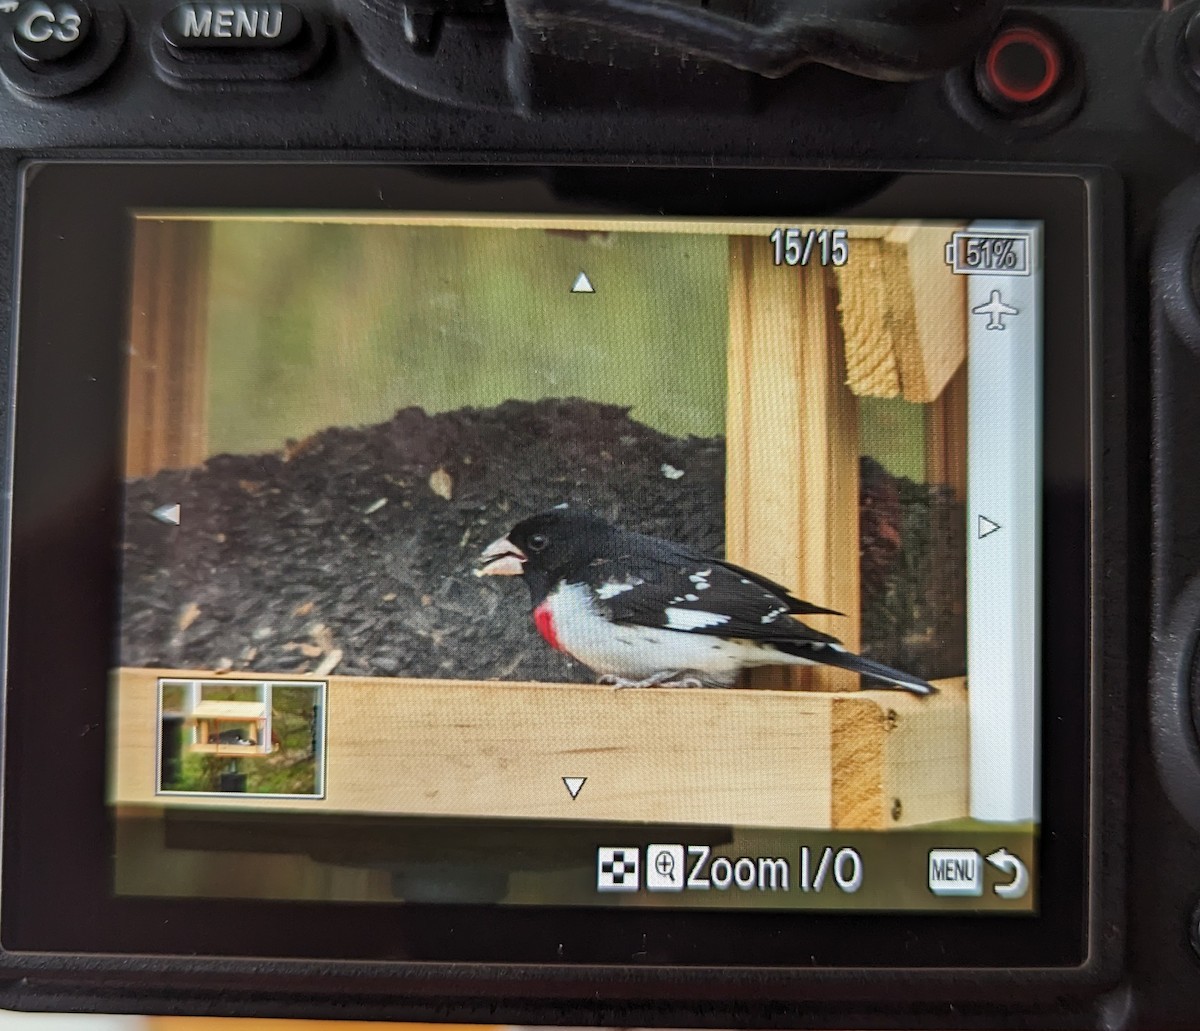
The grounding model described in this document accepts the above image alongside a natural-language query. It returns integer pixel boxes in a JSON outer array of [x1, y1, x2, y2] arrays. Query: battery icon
[[945, 232, 1032, 276]]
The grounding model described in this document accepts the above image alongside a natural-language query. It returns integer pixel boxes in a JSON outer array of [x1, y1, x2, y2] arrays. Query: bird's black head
[[475, 508, 618, 602]]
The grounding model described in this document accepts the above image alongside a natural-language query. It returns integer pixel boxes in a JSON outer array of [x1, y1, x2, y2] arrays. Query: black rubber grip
[[507, 0, 1002, 80]]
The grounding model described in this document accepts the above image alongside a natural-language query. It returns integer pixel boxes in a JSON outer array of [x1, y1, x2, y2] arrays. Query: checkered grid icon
[[596, 846, 640, 892]]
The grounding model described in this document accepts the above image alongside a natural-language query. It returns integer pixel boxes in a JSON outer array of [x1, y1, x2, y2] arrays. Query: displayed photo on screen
[[110, 212, 1041, 913]]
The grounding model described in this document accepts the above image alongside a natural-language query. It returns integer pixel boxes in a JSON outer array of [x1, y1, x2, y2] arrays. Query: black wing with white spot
[[710, 557, 843, 618], [576, 550, 842, 647]]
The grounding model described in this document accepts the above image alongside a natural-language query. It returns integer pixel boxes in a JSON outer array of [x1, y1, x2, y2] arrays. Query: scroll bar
[[965, 219, 1042, 824]]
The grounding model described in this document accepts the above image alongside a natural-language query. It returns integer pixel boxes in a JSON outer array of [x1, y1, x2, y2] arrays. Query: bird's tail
[[776, 642, 937, 696]]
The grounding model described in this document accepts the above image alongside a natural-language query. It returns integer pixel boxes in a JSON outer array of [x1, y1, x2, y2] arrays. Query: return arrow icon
[[986, 848, 1029, 900]]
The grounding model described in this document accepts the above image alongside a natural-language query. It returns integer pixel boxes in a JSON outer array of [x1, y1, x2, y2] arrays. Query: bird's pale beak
[[475, 535, 527, 576]]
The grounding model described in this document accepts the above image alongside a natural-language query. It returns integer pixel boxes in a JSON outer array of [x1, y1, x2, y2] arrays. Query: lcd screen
[[107, 210, 1042, 914]]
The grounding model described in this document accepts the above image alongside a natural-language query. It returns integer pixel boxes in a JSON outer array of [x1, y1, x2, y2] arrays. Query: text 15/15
[[769, 228, 850, 267]]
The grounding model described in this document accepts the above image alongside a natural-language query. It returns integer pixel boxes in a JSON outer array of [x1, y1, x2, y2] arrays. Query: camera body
[[0, 0, 1195, 1027]]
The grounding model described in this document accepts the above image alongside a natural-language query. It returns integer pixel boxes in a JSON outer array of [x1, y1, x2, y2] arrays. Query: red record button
[[980, 26, 1063, 107]]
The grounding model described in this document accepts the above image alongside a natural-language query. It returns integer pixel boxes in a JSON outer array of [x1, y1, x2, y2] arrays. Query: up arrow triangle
[[978, 514, 1001, 539], [570, 271, 595, 294], [562, 776, 587, 799]]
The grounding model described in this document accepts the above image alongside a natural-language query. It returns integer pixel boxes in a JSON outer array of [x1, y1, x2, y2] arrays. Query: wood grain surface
[[835, 223, 967, 403], [113, 669, 968, 830], [727, 242, 860, 692]]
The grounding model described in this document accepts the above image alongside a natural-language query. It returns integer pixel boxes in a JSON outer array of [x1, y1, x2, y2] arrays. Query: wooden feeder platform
[[119, 667, 967, 829]]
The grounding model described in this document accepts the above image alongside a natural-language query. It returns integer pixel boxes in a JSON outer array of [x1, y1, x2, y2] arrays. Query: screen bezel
[[1, 162, 1091, 969]]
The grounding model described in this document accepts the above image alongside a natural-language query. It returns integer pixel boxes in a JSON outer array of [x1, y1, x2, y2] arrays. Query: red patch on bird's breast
[[533, 601, 563, 652]]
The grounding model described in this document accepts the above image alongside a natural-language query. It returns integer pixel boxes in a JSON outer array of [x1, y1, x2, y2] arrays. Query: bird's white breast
[[543, 582, 782, 686]]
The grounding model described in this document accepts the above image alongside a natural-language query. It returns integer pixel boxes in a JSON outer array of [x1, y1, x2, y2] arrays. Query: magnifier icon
[[655, 849, 676, 882]]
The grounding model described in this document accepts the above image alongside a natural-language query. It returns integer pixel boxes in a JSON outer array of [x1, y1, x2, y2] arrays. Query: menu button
[[162, 3, 304, 50], [927, 848, 983, 897]]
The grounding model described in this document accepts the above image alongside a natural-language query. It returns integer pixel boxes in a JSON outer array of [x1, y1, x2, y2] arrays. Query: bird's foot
[[598, 672, 676, 689], [598, 671, 704, 690], [659, 676, 705, 689]]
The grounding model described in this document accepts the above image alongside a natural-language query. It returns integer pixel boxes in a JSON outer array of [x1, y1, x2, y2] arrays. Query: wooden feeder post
[[261, 682, 273, 754], [125, 218, 213, 478], [925, 365, 968, 500], [727, 239, 861, 692]]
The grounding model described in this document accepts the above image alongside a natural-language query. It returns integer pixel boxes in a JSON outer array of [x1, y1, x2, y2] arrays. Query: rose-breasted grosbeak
[[475, 509, 936, 695]]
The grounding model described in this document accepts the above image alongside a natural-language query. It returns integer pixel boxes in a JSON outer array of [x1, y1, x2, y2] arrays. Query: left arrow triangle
[[562, 776, 587, 799], [152, 503, 181, 526]]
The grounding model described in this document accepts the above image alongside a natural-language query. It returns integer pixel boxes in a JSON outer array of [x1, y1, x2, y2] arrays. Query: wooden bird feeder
[[181, 686, 275, 758]]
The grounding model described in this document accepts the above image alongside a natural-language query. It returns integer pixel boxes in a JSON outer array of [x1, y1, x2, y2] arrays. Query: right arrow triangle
[[562, 776, 587, 799], [978, 515, 1001, 539]]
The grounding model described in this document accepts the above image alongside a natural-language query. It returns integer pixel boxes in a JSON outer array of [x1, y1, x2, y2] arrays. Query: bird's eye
[[528, 534, 549, 552]]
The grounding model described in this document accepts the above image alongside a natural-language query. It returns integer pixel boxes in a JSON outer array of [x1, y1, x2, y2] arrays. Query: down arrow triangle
[[562, 776, 587, 799]]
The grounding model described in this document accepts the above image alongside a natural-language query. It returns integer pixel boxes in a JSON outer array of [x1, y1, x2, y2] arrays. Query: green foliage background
[[859, 397, 926, 483], [206, 223, 730, 456], [204, 220, 929, 479]]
